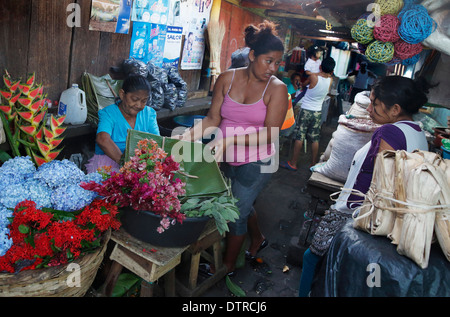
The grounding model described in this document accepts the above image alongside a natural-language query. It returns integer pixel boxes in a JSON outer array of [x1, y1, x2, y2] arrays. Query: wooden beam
[[266, 10, 326, 22], [297, 34, 353, 42], [240, 0, 308, 14], [321, 0, 372, 7]]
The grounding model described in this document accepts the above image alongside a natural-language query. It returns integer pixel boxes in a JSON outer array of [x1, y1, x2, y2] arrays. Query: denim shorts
[[220, 160, 273, 235]]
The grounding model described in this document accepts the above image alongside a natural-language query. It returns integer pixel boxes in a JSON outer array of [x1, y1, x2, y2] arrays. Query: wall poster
[[163, 26, 184, 68], [89, 0, 132, 34], [180, 0, 212, 70], [130, 22, 167, 67], [131, 0, 169, 25]]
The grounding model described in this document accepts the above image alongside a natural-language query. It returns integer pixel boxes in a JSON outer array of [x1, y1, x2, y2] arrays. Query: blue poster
[[130, 22, 149, 62], [129, 22, 167, 67], [89, 0, 132, 34], [115, 0, 132, 34], [148, 24, 167, 67]]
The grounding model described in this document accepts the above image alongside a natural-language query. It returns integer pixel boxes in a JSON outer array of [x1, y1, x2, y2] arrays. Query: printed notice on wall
[[89, 0, 132, 34], [180, 0, 212, 70], [129, 22, 167, 67], [131, 0, 169, 25], [163, 26, 183, 68]]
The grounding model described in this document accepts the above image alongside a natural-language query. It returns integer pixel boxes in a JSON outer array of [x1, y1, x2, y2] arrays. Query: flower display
[[81, 138, 186, 232], [0, 199, 120, 273], [0, 156, 100, 211], [0, 156, 110, 264]]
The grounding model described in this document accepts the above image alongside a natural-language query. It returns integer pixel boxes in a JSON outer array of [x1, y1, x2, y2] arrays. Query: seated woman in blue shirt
[[85, 75, 160, 173]]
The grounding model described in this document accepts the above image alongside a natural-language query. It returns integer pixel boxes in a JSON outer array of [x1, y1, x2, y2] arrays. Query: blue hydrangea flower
[[24, 179, 53, 209], [0, 156, 36, 175], [51, 184, 97, 212], [0, 183, 30, 209], [83, 171, 103, 184], [33, 159, 85, 188], [0, 156, 36, 191], [0, 204, 13, 257]]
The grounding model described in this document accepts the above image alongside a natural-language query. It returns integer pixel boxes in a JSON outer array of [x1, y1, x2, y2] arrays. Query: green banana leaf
[[124, 129, 229, 198]]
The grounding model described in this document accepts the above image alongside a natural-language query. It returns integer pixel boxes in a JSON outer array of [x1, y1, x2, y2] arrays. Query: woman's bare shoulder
[[269, 76, 288, 94]]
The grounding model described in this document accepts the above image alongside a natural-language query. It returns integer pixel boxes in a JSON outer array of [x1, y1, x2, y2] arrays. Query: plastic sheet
[[310, 220, 450, 297]]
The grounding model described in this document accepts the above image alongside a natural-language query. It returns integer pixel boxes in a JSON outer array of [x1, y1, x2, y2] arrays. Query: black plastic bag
[[166, 66, 186, 88], [147, 62, 168, 84], [150, 80, 164, 111], [177, 82, 188, 108], [121, 57, 148, 78], [162, 83, 177, 111]]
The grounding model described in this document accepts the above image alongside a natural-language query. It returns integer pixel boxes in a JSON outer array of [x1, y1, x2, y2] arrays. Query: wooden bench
[[101, 220, 226, 297]]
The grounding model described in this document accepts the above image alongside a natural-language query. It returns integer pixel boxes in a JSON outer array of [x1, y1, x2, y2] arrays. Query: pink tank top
[[218, 70, 275, 166]]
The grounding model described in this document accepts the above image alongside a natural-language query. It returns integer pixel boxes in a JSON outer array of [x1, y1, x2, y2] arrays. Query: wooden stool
[[176, 220, 227, 297], [101, 228, 186, 297], [101, 220, 225, 297]]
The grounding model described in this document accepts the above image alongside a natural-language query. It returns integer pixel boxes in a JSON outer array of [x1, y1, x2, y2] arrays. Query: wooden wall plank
[[0, 0, 32, 80], [68, 0, 101, 85], [27, 0, 73, 100]]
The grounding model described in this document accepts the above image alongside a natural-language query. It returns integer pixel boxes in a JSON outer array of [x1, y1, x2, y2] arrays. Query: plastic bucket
[[441, 146, 450, 159], [173, 115, 205, 127]]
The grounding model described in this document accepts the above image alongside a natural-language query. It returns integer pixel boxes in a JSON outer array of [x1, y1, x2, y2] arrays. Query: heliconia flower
[[26, 73, 35, 86], [0, 105, 12, 116], [1, 71, 65, 168], [17, 110, 34, 123], [0, 89, 12, 100], [25, 85, 41, 100], [19, 124, 36, 136]]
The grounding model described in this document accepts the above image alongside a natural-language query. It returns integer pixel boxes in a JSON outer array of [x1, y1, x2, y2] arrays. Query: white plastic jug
[[58, 84, 87, 125]]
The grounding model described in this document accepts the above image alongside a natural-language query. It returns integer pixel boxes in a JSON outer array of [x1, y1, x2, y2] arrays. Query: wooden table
[[102, 220, 226, 297]]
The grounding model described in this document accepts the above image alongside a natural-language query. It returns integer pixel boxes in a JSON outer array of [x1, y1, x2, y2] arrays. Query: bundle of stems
[[353, 150, 450, 268], [370, 151, 397, 235], [353, 151, 396, 234], [396, 163, 441, 269], [388, 151, 425, 244]]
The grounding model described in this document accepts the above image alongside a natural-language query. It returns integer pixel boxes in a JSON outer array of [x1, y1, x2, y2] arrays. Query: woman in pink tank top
[[177, 21, 288, 276]]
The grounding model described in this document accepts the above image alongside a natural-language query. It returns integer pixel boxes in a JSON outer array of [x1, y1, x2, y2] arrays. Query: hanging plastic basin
[[173, 115, 205, 127], [441, 146, 450, 159]]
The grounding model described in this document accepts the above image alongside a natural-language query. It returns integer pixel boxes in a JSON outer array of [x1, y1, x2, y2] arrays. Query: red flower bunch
[[0, 199, 120, 273], [81, 139, 186, 232]]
